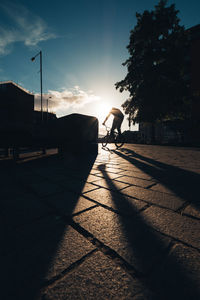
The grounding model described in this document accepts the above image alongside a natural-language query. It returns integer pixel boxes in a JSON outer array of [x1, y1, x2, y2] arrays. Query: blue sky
[[0, 0, 199, 132]]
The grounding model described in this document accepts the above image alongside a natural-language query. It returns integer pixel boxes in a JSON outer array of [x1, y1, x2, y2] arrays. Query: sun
[[95, 101, 112, 123]]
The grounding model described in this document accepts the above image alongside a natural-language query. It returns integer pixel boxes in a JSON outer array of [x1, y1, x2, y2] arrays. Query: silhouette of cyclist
[[102, 107, 124, 136]]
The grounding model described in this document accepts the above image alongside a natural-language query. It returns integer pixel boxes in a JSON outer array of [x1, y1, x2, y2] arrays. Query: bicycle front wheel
[[115, 135, 125, 148], [102, 135, 109, 147]]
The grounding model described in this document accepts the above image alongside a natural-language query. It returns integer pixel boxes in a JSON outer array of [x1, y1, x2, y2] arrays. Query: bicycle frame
[[102, 125, 124, 148]]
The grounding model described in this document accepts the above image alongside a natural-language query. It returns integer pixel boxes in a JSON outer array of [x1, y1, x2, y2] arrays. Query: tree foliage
[[116, 0, 190, 124]]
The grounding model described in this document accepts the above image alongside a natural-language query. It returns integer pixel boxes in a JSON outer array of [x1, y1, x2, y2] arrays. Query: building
[[33, 110, 57, 125], [0, 81, 34, 132]]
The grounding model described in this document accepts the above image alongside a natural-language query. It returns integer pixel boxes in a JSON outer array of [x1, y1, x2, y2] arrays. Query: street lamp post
[[31, 51, 43, 121], [47, 96, 52, 123]]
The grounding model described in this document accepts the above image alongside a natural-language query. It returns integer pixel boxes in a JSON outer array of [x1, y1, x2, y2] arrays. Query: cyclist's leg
[[115, 117, 125, 148], [111, 119, 117, 137], [116, 117, 123, 135]]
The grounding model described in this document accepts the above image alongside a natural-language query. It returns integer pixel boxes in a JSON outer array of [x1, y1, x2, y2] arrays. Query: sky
[[0, 0, 199, 133]]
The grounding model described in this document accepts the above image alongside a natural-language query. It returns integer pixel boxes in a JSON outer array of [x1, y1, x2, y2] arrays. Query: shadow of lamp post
[[31, 51, 43, 122]]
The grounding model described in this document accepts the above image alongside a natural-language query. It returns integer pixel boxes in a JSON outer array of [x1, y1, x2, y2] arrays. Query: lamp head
[[31, 57, 35, 62]]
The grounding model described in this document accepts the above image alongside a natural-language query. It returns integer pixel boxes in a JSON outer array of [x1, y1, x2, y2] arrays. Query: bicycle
[[102, 125, 125, 148]]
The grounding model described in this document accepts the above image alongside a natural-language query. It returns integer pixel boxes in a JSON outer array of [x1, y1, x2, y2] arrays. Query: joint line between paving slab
[[116, 189, 189, 213], [145, 182, 158, 189], [81, 193, 146, 216], [175, 202, 200, 221], [91, 173, 125, 181], [89, 181, 133, 191], [151, 227, 200, 253], [82, 188, 187, 215], [71, 204, 99, 217], [41, 248, 98, 290], [64, 216, 144, 280], [181, 212, 200, 221], [176, 201, 191, 213]]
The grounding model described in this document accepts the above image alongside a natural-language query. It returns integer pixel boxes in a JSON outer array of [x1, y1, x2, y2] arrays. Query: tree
[[116, 0, 190, 128]]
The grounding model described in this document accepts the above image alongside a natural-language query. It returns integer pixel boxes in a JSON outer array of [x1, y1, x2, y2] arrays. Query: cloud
[[0, 2, 55, 55], [34, 86, 101, 115]]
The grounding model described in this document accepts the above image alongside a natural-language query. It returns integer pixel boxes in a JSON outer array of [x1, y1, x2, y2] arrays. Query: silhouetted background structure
[[0, 24, 200, 150], [138, 24, 200, 145], [0, 81, 98, 158], [0, 81, 34, 130], [188, 24, 200, 124]]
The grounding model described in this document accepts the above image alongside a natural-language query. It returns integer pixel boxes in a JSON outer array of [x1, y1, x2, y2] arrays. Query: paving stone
[[141, 206, 200, 249], [46, 192, 97, 215], [116, 170, 155, 181], [74, 206, 171, 274], [121, 185, 184, 210], [149, 183, 177, 195], [91, 178, 130, 190], [84, 188, 146, 213], [16, 171, 47, 185], [149, 243, 200, 299], [89, 170, 102, 175], [0, 192, 52, 228], [56, 177, 85, 191], [2, 217, 95, 299], [132, 291, 154, 300], [42, 171, 76, 183], [95, 172, 124, 180], [41, 251, 143, 300], [81, 182, 100, 193], [104, 166, 124, 173], [182, 205, 200, 219], [28, 180, 63, 197], [150, 183, 184, 197], [2, 144, 200, 300], [54, 176, 98, 194], [103, 163, 121, 167], [86, 174, 102, 182], [115, 176, 153, 188]]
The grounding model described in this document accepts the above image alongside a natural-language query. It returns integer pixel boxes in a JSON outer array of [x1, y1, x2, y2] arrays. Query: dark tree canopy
[[116, 0, 190, 124]]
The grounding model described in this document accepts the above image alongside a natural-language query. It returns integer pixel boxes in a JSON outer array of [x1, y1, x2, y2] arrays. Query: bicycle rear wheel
[[115, 135, 125, 148], [102, 135, 109, 147]]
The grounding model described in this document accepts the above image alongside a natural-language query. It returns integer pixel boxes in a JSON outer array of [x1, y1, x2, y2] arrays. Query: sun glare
[[95, 102, 112, 123]]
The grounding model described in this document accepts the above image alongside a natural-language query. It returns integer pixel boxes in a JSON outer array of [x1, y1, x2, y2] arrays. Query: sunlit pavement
[[1, 144, 200, 299]]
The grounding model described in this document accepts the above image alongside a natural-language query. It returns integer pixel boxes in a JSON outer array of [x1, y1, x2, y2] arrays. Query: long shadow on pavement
[[97, 163, 200, 300], [114, 147, 200, 211], [1, 152, 96, 300]]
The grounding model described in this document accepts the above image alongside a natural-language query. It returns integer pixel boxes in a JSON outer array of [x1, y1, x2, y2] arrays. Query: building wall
[[0, 81, 34, 131]]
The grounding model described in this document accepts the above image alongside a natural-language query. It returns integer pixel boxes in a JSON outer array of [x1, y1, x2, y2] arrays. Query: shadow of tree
[[97, 163, 200, 299], [114, 147, 200, 211]]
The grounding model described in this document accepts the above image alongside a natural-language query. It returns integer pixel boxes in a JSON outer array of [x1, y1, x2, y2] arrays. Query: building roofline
[[186, 24, 200, 40], [187, 24, 200, 32], [0, 80, 33, 95]]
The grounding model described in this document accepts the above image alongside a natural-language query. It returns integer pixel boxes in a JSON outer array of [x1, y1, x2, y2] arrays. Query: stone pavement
[[1, 144, 200, 299]]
